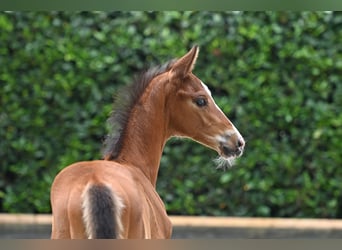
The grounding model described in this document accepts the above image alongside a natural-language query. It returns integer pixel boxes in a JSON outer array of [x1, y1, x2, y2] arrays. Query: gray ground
[[1, 224, 342, 239]]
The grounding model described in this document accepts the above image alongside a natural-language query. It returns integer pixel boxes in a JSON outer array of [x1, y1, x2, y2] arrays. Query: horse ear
[[169, 45, 199, 80]]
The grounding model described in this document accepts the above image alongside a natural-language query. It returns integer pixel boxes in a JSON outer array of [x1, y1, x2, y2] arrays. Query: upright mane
[[102, 59, 176, 160]]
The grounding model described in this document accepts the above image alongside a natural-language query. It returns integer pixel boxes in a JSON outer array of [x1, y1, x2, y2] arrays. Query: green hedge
[[1, 12, 341, 218]]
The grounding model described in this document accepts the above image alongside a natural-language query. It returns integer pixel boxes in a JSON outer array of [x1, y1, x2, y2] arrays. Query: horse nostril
[[237, 138, 244, 148]]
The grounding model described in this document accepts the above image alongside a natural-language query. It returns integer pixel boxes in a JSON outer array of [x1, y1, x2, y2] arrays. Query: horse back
[[50, 160, 172, 239]]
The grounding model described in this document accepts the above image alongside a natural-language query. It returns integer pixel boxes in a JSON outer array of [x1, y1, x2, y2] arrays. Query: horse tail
[[82, 184, 124, 239]]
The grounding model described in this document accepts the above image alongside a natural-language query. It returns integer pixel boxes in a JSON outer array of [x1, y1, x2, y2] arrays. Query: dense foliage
[[1, 11, 341, 218]]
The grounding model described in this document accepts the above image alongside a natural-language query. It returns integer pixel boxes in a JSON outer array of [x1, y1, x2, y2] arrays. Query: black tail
[[82, 184, 121, 239]]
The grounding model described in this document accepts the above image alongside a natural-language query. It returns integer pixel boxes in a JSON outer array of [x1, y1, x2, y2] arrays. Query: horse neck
[[115, 78, 170, 187]]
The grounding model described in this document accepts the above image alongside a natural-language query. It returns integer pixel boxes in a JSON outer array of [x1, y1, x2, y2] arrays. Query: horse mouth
[[215, 144, 244, 170], [213, 133, 245, 169], [219, 143, 243, 159]]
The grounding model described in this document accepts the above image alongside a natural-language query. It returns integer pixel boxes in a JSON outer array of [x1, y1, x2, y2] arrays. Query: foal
[[50, 46, 245, 239]]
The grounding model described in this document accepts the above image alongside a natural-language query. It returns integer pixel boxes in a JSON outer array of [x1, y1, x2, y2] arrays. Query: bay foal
[[50, 46, 245, 239]]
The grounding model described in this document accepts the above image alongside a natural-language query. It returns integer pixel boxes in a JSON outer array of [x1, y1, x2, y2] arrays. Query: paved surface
[[1, 224, 342, 239], [1, 215, 342, 239]]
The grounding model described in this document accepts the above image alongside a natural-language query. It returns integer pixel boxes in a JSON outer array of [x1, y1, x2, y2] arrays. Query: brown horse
[[50, 46, 245, 239]]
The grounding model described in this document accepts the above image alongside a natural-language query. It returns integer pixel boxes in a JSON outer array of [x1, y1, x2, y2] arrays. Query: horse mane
[[102, 59, 176, 160]]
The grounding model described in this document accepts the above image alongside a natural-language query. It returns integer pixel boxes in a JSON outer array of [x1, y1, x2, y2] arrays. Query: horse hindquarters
[[82, 184, 124, 239]]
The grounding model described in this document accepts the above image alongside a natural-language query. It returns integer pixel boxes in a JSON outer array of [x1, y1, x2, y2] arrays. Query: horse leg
[[67, 188, 88, 238], [51, 209, 71, 239]]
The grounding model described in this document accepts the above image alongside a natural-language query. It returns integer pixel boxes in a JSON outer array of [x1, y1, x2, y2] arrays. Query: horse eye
[[195, 97, 207, 107]]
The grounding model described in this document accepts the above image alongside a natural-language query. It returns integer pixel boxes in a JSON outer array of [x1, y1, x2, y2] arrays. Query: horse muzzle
[[217, 132, 245, 158]]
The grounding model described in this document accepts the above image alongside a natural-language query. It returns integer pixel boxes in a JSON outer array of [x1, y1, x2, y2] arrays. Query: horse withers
[[50, 46, 245, 239]]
